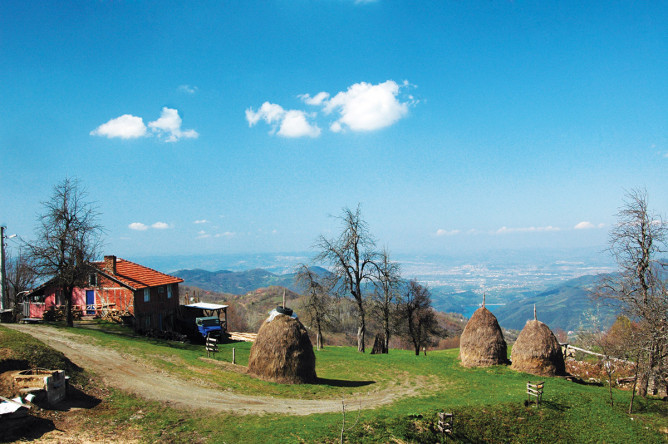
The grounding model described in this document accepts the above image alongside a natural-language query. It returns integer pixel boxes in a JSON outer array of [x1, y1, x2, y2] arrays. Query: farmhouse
[[23, 255, 183, 331]]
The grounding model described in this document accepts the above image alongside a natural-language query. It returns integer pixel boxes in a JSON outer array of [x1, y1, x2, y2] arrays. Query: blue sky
[[1, 1, 666, 260]]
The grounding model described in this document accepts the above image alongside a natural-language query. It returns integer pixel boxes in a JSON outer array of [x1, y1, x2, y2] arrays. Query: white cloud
[[90, 114, 147, 139], [436, 229, 460, 236], [496, 226, 561, 234], [214, 232, 235, 238], [300, 92, 330, 106], [178, 84, 198, 94], [245, 102, 320, 138], [323, 80, 410, 132], [574, 221, 595, 230], [148, 107, 199, 142], [151, 222, 170, 229], [92, 108, 197, 142], [196, 230, 211, 239], [278, 110, 321, 137], [129, 222, 148, 231], [194, 219, 208, 224]]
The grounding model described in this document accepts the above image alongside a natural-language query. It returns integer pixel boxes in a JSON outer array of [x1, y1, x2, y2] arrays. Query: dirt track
[[5, 324, 417, 416]]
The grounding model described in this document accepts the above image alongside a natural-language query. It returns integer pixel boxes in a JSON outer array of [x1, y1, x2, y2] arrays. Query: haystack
[[247, 310, 317, 384], [459, 297, 508, 367], [511, 315, 566, 377]]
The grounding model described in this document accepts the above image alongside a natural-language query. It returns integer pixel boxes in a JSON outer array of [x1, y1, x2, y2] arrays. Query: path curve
[[4, 324, 417, 416]]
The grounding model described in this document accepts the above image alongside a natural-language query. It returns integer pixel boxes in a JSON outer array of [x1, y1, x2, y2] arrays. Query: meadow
[[1, 323, 666, 443]]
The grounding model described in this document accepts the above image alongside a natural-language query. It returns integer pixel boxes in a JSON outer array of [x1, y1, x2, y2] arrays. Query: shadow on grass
[[316, 377, 375, 388], [539, 400, 570, 412]]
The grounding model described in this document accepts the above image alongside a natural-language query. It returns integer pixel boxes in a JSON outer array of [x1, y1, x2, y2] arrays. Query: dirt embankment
[[4, 324, 419, 416]]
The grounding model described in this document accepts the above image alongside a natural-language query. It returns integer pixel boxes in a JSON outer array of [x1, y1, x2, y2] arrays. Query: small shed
[[176, 302, 228, 341]]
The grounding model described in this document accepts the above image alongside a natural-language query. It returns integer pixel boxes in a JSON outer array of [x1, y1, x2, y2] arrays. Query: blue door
[[86, 290, 95, 315]]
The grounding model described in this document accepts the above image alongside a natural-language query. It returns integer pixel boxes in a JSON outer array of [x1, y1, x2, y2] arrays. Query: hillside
[[175, 267, 330, 295], [2, 323, 665, 443], [494, 274, 620, 332]]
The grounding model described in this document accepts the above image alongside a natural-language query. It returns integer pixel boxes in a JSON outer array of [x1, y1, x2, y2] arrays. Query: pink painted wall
[[29, 286, 91, 318]]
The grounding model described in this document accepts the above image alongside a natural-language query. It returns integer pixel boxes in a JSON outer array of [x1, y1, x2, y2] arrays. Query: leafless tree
[[5, 247, 37, 319], [26, 178, 104, 327], [315, 206, 378, 352], [371, 248, 402, 353], [400, 280, 442, 356], [294, 264, 337, 350], [594, 189, 667, 399]]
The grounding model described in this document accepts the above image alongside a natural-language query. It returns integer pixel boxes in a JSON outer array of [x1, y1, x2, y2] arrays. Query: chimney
[[104, 255, 117, 275]]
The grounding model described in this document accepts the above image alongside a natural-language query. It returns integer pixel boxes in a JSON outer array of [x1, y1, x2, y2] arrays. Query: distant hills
[[174, 267, 330, 295], [493, 274, 620, 332], [174, 266, 623, 333]]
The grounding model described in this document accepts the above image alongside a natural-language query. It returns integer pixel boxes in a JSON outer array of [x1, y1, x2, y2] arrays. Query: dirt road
[[5, 324, 416, 416]]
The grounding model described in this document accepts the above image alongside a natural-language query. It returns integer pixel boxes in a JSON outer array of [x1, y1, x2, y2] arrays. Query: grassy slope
[[1, 324, 666, 443]]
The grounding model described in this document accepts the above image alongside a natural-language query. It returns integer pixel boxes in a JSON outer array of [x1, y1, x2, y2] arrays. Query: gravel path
[[5, 324, 417, 416]]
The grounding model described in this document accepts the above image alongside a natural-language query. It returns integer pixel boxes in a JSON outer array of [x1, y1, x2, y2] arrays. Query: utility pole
[[0, 226, 8, 312]]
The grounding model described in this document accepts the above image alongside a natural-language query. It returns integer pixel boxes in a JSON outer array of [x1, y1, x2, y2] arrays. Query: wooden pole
[[232, 347, 236, 365]]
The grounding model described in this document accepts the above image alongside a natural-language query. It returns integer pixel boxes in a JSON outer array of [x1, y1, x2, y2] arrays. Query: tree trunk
[[357, 307, 365, 353], [65, 285, 73, 327], [629, 351, 642, 414]]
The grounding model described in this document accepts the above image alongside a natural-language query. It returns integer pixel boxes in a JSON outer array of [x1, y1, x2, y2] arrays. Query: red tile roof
[[92, 258, 183, 290]]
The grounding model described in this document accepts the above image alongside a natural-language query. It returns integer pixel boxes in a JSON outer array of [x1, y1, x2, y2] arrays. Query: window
[[89, 273, 98, 286], [167, 286, 172, 299], [144, 288, 150, 302], [158, 286, 165, 295]]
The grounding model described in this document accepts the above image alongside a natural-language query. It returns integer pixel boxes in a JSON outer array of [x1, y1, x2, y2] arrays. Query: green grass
[[2, 322, 666, 443], [0, 325, 90, 386]]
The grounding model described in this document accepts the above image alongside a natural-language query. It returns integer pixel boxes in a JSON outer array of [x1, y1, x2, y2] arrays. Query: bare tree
[[400, 280, 441, 356], [295, 264, 337, 350], [594, 189, 667, 398], [5, 247, 37, 319], [371, 248, 402, 353], [315, 206, 378, 352], [26, 178, 103, 327]]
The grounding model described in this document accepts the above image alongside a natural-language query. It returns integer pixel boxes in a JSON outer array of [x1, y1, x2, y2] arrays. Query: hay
[[511, 320, 566, 377], [459, 307, 508, 367], [247, 313, 317, 384]]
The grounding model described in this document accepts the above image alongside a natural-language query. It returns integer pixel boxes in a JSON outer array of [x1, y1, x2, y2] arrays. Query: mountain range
[[174, 267, 622, 333]]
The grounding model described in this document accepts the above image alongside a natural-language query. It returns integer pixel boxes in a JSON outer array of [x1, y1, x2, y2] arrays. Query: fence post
[[232, 347, 236, 365]]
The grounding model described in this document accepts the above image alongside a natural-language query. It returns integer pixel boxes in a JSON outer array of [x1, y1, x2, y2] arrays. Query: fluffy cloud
[[129, 222, 148, 231], [194, 219, 208, 224], [496, 226, 561, 234], [436, 229, 460, 236], [324, 80, 410, 132], [151, 222, 170, 229], [247, 80, 414, 137], [148, 107, 199, 142], [90, 114, 147, 139], [574, 221, 595, 230], [245, 102, 320, 138], [300, 92, 330, 106], [92, 108, 197, 142]]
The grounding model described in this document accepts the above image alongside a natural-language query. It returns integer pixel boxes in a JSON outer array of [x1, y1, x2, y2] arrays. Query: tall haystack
[[248, 310, 317, 384], [459, 296, 508, 367], [511, 312, 566, 377]]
